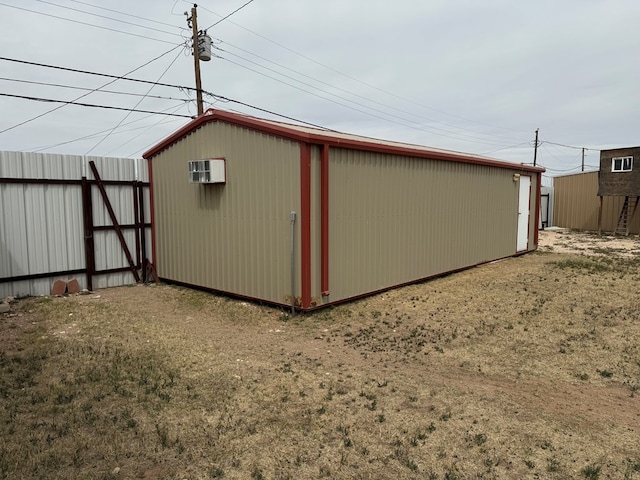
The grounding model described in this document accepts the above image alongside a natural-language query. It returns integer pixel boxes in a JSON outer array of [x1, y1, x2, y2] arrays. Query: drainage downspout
[[290, 210, 297, 314]]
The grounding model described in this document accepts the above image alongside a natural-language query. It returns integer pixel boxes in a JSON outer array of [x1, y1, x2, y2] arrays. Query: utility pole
[[533, 128, 539, 167], [581, 147, 585, 172], [187, 4, 204, 115]]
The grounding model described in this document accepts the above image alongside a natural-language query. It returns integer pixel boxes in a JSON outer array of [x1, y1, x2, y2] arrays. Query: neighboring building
[[598, 147, 640, 235], [143, 109, 543, 311], [553, 170, 640, 234]]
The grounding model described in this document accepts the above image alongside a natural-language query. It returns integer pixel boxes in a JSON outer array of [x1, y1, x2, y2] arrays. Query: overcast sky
[[1, 0, 639, 185]]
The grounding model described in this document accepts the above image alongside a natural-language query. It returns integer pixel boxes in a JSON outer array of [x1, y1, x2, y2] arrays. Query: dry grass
[[2, 231, 640, 479]]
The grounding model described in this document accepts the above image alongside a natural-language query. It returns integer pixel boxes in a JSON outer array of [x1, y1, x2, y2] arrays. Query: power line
[[201, 92, 335, 130], [65, 0, 186, 31], [480, 142, 532, 155], [0, 55, 192, 94], [204, 0, 256, 30], [0, 2, 177, 45], [220, 47, 523, 146], [218, 39, 529, 145], [85, 49, 184, 155], [0, 92, 194, 118], [197, 2, 529, 135], [33, 0, 184, 39], [542, 139, 592, 151], [122, 106, 189, 157], [0, 47, 183, 134], [0, 56, 334, 131], [0, 76, 189, 103], [30, 104, 187, 153], [219, 55, 515, 147]]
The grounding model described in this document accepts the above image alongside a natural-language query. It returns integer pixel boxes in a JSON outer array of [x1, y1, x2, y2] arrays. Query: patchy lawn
[[1, 231, 640, 479]]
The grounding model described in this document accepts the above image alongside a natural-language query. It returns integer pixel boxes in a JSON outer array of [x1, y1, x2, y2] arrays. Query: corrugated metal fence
[[0, 151, 151, 297], [553, 171, 640, 234]]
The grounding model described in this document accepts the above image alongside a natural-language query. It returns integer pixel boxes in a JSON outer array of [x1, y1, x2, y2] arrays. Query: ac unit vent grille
[[188, 159, 225, 184]]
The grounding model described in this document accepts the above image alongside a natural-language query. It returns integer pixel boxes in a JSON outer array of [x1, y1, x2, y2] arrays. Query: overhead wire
[[33, 0, 184, 39], [29, 104, 187, 152], [203, 0, 256, 30], [218, 39, 530, 144], [219, 55, 516, 147], [542, 139, 591, 151], [197, 2, 530, 135], [0, 76, 189, 103], [0, 56, 333, 131], [0, 47, 184, 135], [64, 0, 186, 30], [0, 56, 192, 92], [480, 142, 532, 155], [0, 92, 193, 118], [85, 48, 185, 155], [114, 103, 189, 157], [0, 2, 177, 45]]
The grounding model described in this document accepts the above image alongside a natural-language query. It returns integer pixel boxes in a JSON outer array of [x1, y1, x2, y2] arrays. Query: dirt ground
[[2, 230, 640, 479]]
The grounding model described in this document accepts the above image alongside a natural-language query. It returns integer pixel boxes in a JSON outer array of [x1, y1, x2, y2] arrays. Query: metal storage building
[[143, 109, 543, 310]]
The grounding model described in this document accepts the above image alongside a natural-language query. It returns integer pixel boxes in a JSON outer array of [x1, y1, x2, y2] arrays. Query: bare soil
[[1, 230, 640, 479]]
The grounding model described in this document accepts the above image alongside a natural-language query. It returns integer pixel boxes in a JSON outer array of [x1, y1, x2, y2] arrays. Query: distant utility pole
[[187, 4, 204, 115], [533, 128, 539, 167], [581, 147, 585, 172]]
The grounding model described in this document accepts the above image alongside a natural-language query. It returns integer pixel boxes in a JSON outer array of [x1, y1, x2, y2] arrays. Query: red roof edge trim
[[142, 108, 545, 173]]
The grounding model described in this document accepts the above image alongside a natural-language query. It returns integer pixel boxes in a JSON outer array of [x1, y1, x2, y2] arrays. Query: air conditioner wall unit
[[188, 158, 226, 184]]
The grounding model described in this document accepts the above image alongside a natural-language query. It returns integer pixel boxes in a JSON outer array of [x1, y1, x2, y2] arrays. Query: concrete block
[[0, 303, 9, 314], [67, 278, 80, 294], [51, 280, 67, 296]]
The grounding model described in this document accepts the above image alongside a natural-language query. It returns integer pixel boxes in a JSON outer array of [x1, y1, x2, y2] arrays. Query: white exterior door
[[517, 175, 531, 251]]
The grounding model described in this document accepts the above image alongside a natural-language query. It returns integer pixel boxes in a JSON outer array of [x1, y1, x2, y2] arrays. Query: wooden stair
[[615, 196, 639, 236]]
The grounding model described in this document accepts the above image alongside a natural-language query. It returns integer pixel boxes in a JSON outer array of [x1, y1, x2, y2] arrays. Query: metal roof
[[143, 108, 544, 173]]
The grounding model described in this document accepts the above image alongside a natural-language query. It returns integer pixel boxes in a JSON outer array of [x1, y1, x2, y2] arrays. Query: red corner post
[[535, 172, 542, 247], [148, 158, 157, 269], [320, 144, 329, 297], [300, 143, 312, 309]]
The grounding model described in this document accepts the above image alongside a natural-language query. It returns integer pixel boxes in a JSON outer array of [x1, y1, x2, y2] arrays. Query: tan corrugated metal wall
[[553, 171, 640, 233], [151, 122, 302, 305], [323, 148, 532, 302]]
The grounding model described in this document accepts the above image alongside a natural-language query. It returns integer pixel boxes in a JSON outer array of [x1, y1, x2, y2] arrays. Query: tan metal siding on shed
[[325, 148, 524, 302], [554, 171, 640, 234], [151, 122, 302, 305]]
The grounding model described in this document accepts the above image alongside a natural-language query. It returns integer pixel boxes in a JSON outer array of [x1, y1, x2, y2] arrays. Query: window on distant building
[[612, 156, 633, 172]]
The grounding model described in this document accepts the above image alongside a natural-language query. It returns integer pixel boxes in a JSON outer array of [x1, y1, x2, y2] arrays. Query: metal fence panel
[[0, 151, 150, 298]]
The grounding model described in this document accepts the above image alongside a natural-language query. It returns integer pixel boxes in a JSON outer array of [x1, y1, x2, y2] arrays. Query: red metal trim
[[160, 248, 535, 312], [142, 109, 545, 174], [138, 181, 147, 280], [320, 144, 329, 296], [300, 251, 535, 311], [148, 158, 157, 269], [300, 143, 312, 309], [534, 173, 541, 247], [521, 174, 532, 252], [133, 181, 141, 269]]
